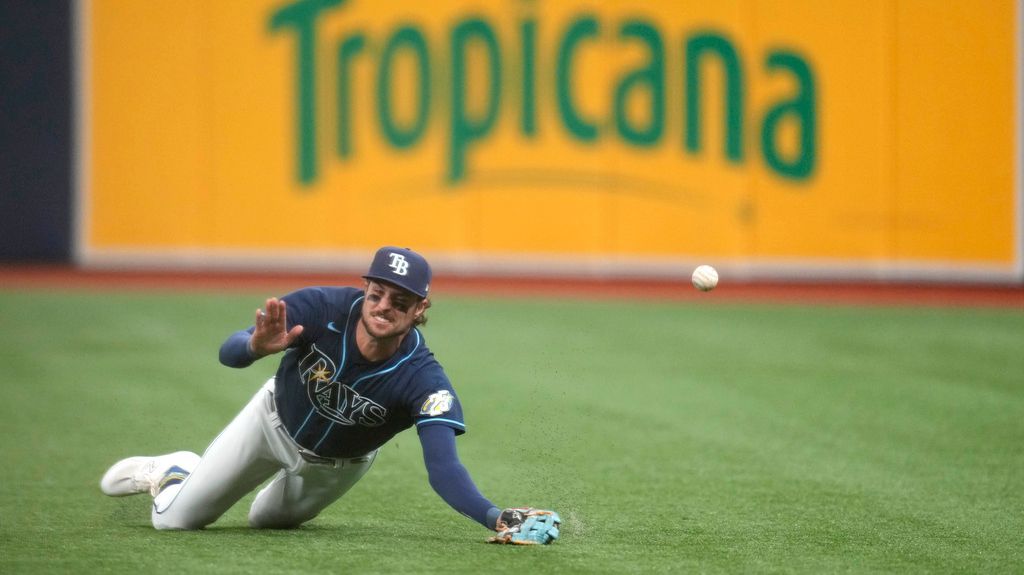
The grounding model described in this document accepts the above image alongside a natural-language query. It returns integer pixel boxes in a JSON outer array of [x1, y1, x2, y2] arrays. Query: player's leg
[[100, 451, 201, 497], [247, 450, 378, 529], [151, 380, 283, 530]]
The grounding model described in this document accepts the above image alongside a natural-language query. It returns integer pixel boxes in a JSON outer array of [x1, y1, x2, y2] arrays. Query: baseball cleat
[[99, 451, 200, 497]]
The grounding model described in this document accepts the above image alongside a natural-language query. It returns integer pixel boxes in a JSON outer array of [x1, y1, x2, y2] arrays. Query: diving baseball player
[[99, 246, 560, 544]]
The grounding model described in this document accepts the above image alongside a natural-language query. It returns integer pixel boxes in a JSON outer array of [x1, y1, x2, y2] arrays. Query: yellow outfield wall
[[78, 0, 1022, 280]]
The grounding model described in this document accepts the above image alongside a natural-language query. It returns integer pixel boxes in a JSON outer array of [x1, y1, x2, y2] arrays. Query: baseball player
[[99, 246, 560, 544]]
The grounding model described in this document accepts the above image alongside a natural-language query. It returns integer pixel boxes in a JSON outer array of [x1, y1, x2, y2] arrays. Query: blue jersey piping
[[416, 417, 466, 430], [293, 296, 361, 443], [301, 299, 426, 452]]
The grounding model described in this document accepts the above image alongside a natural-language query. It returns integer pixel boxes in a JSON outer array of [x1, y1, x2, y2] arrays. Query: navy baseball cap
[[362, 246, 432, 298]]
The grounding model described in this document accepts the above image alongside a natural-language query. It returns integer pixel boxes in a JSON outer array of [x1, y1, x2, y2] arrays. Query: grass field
[[1, 287, 1022, 573]]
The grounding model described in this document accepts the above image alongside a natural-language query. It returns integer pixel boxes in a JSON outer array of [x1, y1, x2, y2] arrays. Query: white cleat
[[99, 451, 200, 497]]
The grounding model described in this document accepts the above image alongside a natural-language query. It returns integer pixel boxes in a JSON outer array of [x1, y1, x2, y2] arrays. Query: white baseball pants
[[151, 378, 377, 530]]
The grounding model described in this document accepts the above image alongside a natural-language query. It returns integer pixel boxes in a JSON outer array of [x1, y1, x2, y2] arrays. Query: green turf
[[1, 288, 1021, 573]]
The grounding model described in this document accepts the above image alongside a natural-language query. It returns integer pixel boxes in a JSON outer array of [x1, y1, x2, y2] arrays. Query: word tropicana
[[270, 0, 817, 187]]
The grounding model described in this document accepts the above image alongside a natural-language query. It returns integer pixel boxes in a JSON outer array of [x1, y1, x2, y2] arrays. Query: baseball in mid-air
[[691, 265, 719, 292]]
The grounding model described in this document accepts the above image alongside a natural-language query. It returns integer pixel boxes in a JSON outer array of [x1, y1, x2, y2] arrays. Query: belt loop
[[298, 448, 341, 468]]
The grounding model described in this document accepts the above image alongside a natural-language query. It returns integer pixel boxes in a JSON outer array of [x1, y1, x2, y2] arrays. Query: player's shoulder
[[403, 334, 452, 386], [284, 286, 362, 306], [318, 285, 364, 304], [404, 328, 437, 361], [278, 286, 363, 328]]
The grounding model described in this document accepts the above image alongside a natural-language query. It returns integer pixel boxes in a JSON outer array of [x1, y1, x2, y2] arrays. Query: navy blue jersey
[[271, 287, 465, 458]]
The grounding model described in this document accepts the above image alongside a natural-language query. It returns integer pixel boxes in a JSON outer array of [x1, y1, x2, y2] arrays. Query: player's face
[[361, 281, 426, 340]]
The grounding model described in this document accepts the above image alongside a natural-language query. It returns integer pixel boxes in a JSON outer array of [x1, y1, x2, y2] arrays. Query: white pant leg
[[248, 449, 378, 529], [152, 379, 283, 530]]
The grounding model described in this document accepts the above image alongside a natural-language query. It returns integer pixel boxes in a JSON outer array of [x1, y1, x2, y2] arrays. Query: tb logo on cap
[[388, 253, 409, 276]]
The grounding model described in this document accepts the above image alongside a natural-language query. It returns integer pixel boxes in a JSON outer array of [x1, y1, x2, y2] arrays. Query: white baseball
[[691, 265, 719, 292]]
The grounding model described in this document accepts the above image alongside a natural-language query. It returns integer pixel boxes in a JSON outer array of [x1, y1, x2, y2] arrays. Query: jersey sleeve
[[417, 424, 498, 528], [409, 363, 466, 436], [218, 327, 258, 368]]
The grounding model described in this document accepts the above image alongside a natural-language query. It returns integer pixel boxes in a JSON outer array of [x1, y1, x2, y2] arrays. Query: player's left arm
[[417, 425, 561, 544], [418, 424, 500, 528]]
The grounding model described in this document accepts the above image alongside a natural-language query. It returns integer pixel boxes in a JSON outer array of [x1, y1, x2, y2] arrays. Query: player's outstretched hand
[[487, 508, 561, 545], [249, 297, 304, 358]]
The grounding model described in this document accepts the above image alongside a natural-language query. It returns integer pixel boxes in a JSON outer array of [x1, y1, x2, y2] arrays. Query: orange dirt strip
[[2, 265, 1022, 308]]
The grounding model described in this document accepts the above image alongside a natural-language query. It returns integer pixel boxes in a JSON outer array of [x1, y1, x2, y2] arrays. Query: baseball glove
[[487, 507, 561, 545]]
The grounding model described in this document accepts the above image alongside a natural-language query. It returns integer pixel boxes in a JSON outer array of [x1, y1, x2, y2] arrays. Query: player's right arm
[[248, 297, 304, 357], [219, 294, 310, 368], [218, 328, 260, 368]]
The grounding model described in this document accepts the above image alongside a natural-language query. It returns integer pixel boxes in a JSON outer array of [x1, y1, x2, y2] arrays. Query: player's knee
[[248, 512, 302, 529], [153, 517, 204, 530], [248, 508, 313, 529], [249, 517, 302, 529], [152, 510, 213, 531]]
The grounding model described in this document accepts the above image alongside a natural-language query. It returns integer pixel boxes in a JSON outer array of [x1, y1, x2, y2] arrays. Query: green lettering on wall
[[269, 0, 345, 185], [614, 20, 664, 146], [556, 16, 600, 142], [449, 18, 502, 183], [378, 26, 430, 149], [270, 6, 819, 190], [520, 18, 537, 137], [685, 32, 744, 162], [761, 51, 816, 180], [336, 33, 365, 158]]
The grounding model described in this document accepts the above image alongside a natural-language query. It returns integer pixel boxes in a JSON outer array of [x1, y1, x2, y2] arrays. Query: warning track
[[2, 265, 1021, 309]]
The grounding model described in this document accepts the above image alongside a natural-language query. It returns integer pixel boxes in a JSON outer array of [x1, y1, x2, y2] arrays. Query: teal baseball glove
[[487, 508, 561, 545]]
